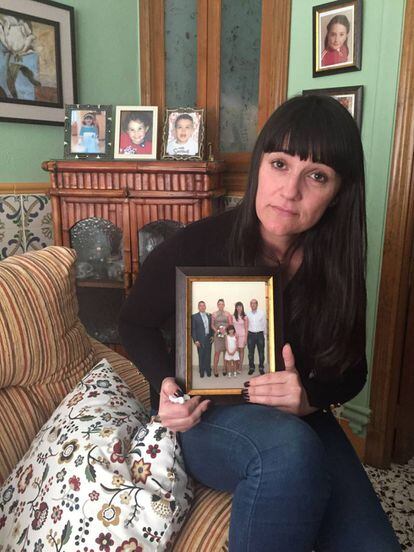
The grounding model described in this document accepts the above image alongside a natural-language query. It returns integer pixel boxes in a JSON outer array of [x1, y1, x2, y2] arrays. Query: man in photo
[[167, 113, 198, 156], [191, 300, 213, 378], [246, 298, 266, 375]]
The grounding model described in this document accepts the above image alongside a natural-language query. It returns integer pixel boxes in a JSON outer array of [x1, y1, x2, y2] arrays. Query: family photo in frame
[[161, 107, 204, 160], [176, 267, 284, 397], [64, 104, 112, 159], [313, 0, 362, 77], [0, 0, 76, 125], [113, 105, 158, 160]]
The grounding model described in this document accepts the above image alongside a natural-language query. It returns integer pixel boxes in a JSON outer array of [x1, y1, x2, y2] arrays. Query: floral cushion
[[0, 359, 193, 551]]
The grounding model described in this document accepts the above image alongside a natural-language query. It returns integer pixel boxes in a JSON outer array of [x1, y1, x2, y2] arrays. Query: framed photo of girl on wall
[[176, 267, 284, 398], [313, 0, 362, 77]]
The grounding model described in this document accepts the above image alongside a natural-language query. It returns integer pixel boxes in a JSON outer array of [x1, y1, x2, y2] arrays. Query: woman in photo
[[211, 299, 232, 377], [232, 301, 249, 370], [321, 14, 351, 67], [119, 95, 400, 551]]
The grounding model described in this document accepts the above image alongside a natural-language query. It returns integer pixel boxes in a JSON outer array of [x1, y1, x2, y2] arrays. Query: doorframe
[[366, 0, 414, 468]]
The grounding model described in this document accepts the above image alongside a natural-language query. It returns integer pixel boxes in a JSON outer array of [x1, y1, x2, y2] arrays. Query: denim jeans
[[180, 405, 400, 552]]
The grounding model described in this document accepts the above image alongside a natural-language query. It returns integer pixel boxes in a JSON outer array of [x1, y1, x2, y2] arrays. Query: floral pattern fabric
[[0, 359, 193, 551]]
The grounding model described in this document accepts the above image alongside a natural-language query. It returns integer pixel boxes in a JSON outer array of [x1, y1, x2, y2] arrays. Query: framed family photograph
[[161, 107, 205, 160], [313, 0, 362, 77], [113, 105, 158, 160], [63, 104, 112, 159], [303, 85, 363, 128], [176, 267, 284, 397], [0, 0, 77, 125]]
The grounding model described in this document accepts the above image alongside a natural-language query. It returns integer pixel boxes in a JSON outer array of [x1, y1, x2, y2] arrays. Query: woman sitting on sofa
[[119, 95, 400, 551]]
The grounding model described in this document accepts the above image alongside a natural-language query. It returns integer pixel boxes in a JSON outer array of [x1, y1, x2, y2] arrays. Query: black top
[[119, 209, 367, 409]]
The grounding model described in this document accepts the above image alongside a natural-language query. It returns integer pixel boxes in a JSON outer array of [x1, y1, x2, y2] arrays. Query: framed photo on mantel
[[176, 266, 284, 399]]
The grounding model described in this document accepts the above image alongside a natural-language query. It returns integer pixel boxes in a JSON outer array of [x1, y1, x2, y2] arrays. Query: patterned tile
[[0, 195, 24, 260], [23, 194, 54, 252]]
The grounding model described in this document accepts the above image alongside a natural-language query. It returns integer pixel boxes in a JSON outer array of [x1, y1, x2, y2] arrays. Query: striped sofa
[[0, 246, 231, 551]]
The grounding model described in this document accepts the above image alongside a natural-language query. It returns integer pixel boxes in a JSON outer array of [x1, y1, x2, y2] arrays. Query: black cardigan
[[119, 209, 367, 409]]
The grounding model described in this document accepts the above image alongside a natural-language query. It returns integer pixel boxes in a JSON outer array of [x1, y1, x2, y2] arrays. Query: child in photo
[[78, 112, 99, 153], [321, 14, 350, 67], [120, 112, 152, 155], [167, 113, 198, 156], [225, 324, 240, 377]]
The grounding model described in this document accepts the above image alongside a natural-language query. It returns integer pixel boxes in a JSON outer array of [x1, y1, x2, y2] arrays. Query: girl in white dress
[[224, 325, 240, 377]]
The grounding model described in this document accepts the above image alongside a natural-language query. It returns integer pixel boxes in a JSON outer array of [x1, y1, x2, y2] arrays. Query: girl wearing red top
[[321, 14, 350, 67]]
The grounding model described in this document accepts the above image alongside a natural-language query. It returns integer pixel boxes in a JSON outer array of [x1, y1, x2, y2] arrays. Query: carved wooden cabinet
[[42, 160, 226, 345]]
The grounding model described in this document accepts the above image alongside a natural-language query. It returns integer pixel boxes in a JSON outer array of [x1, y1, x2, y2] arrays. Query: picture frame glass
[[319, 6, 355, 69], [114, 106, 158, 160], [64, 105, 112, 159], [176, 268, 284, 397], [0, 0, 76, 125], [162, 108, 204, 160]]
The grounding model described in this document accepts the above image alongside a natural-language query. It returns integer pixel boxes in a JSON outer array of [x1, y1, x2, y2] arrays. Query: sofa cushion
[[0, 359, 193, 551], [0, 246, 96, 483], [0, 246, 95, 388]]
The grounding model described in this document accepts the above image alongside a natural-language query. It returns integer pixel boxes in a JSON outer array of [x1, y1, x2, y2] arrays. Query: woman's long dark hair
[[233, 301, 246, 320], [229, 95, 366, 378]]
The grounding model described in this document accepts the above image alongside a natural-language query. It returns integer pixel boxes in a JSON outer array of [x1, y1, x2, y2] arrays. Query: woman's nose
[[281, 172, 301, 200]]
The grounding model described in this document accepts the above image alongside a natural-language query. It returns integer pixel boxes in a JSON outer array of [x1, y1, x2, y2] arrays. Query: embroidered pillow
[[0, 359, 192, 551]]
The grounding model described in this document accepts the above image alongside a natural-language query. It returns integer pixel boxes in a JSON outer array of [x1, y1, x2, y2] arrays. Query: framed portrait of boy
[[176, 267, 284, 398], [113, 106, 158, 160], [161, 107, 205, 160], [303, 85, 363, 129], [64, 104, 112, 159], [313, 0, 362, 77]]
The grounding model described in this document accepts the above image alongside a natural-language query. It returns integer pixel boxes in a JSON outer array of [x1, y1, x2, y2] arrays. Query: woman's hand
[[158, 377, 211, 432], [245, 344, 318, 417]]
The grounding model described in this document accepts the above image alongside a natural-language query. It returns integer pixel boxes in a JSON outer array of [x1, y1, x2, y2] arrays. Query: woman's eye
[[310, 171, 328, 183], [272, 159, 286, 169]]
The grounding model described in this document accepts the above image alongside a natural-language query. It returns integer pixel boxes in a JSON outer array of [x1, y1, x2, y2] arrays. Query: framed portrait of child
[[313, 0, 362, 77], [64, 104, 112, 159], [161, 107, 205, 160], [113, 106, 158, 160]]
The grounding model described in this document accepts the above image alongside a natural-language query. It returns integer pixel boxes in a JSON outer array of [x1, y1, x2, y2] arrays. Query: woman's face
[[327, 23, 348, 50], [217, 300, 225, 311], [236, 304, 243, 313], [255, 152, 340, 249]]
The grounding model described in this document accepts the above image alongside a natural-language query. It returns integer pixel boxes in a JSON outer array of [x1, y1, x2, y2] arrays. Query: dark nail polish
[[243, 381, 250, 387], [241, 389, 249, 401], [174, 389, 184, 397]]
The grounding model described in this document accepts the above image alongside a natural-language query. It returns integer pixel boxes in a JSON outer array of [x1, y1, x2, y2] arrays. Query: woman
[[119, 95, 400, 551], [232, 301, 248, 371], [211, 299, 232, 376]]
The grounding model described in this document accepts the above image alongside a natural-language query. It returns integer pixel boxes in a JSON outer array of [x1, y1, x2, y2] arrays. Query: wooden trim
[[339, 419, 366, 462], [197, 0, 222, 159], [365, 0, 414, 468], [257, 0, 291, 131], [139, 0, 165, 152], [0, 182, 50, 194]]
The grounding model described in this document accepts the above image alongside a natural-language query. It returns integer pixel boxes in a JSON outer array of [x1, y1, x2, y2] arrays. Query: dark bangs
[[259, 95, 363, 181]]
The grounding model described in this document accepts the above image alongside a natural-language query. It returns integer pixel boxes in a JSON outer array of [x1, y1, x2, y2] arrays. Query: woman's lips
[[271, 205, 298, 217]]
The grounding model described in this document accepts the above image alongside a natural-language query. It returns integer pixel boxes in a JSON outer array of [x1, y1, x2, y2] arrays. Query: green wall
[[288, 0, 405, 433], [0, 0, 139, 182]]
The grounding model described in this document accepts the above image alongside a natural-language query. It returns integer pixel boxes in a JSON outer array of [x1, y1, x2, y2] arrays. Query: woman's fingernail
[[241, 389, 249, 400], [174, 389, 184, 397], [243, 381, 250, 387]]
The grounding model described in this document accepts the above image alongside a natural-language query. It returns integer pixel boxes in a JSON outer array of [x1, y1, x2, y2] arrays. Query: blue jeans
[[180, 405, 400, 552]]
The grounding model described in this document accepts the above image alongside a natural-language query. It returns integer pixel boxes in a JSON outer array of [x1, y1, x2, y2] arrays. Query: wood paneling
[[366, 0, 414, 468]]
